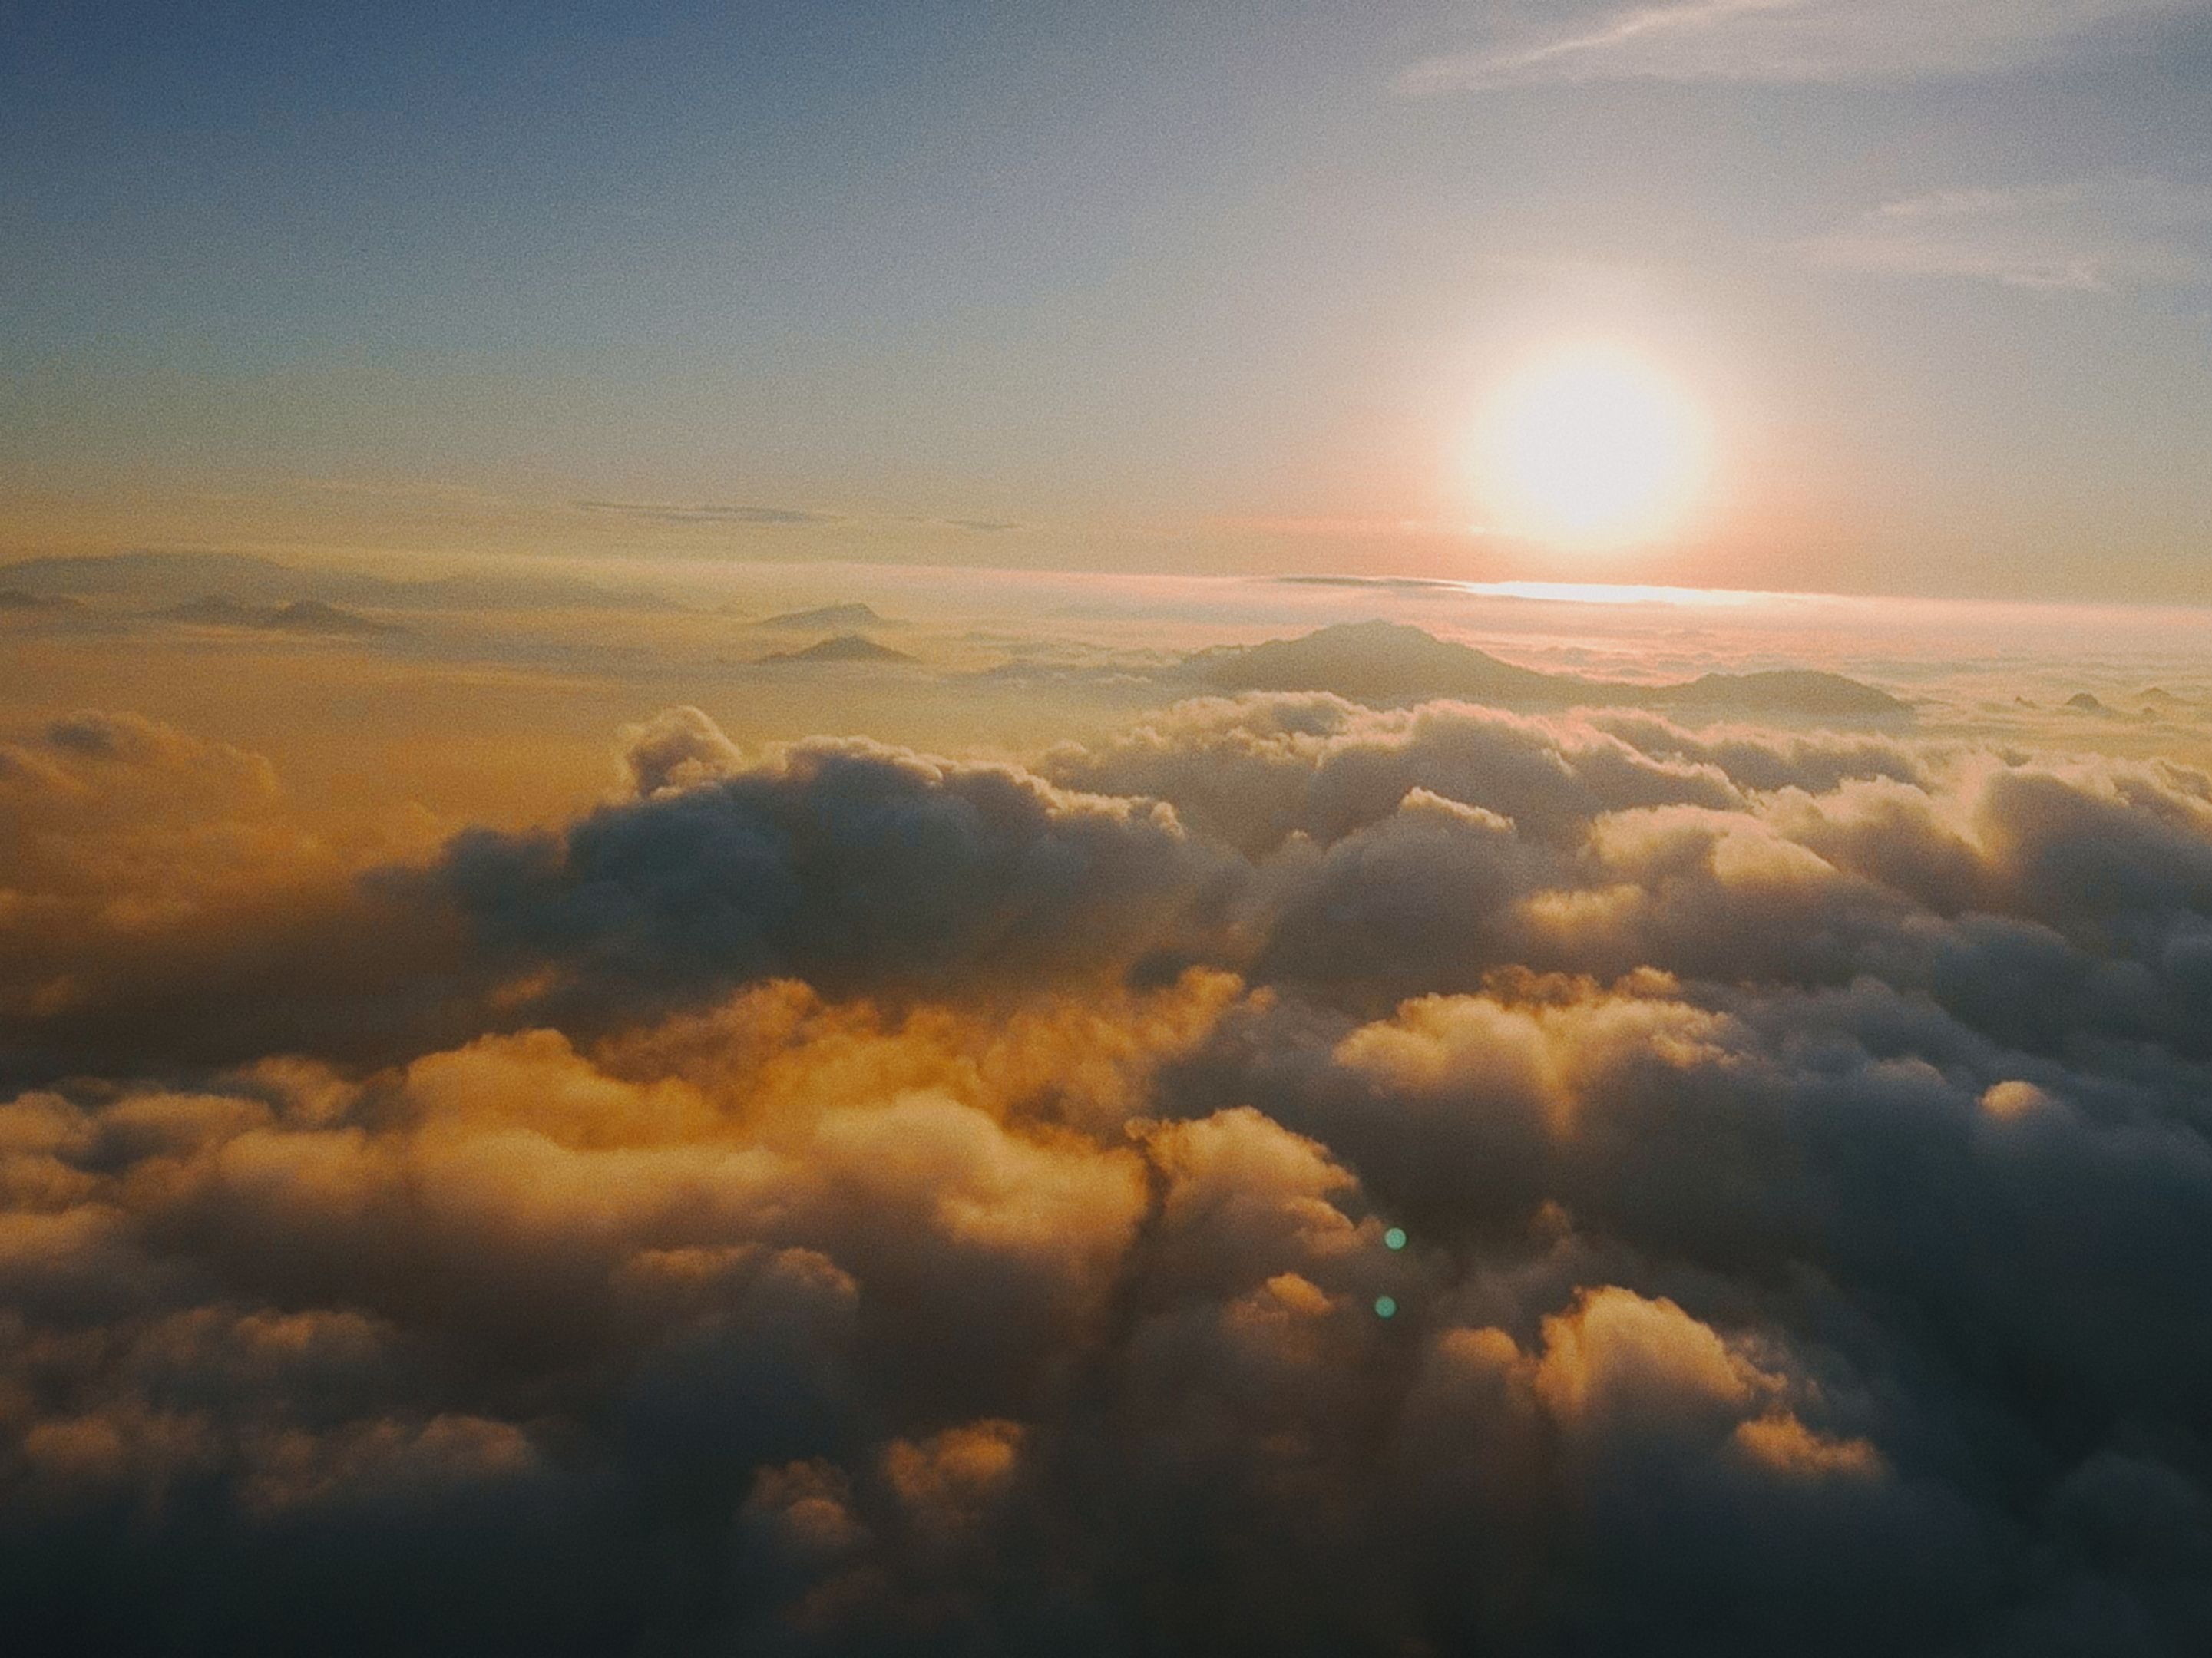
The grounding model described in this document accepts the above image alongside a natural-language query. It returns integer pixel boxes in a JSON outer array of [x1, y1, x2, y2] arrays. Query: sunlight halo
[[1475, 346, 1711, 548]]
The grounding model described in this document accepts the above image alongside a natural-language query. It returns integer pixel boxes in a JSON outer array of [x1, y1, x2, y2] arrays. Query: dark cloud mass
[[5, 693, 2212, 1654]]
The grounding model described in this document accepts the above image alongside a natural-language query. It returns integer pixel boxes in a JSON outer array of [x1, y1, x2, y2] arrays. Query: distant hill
[[1190, 621, 1906, 717], [0, 587, 78, 611], [1642, 670, 1908, 718], [3, 551, 294, 599], [756, 603, 886, 630], [1195, 620, 1563, 703], [157, 596, 409, 637], [0, 550, 679, 613], [761, 632, 916, 664]]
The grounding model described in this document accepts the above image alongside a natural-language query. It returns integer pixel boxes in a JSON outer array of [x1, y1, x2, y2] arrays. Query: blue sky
[[5, 1, 2210, 598]]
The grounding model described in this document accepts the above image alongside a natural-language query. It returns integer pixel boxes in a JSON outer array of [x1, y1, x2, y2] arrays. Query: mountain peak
[[1194, 622, 1905, 715], [761, 632, 916, 664], [756, 602, 886, 630]]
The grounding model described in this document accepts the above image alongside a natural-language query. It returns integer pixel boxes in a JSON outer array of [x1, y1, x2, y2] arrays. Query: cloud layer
[[5, 695, 2212, 1653]]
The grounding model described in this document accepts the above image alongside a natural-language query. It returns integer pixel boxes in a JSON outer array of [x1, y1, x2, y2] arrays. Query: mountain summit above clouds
[[1192, 620, 1906, 716], [754, 602, 888, 629], [760, 632, 917, 664], [156, 596, 410, 637]]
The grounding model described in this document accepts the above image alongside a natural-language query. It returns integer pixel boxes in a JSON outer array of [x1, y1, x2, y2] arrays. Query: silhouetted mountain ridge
[[157, 596, 409, 637], [1192, 621, 1906, 715], [0, 550, 679, 613], [756, 603, 888, 629], [0, 588, 78, 611], [761, 632, 917, 664]]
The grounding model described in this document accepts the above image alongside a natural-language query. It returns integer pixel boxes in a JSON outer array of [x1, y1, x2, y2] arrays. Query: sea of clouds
[[5, 687, 2212, 1653]]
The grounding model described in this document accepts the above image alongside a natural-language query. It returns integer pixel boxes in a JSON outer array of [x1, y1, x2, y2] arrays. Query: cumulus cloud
[[0, 712, 458, 1085], [5, 693, 2212, 1652], [428, 729, 1239, 1026]]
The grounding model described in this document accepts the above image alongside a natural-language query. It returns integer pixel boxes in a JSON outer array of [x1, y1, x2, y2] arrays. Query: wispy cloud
[[894, 514, 1030, 533], [579, 503, 1029, 533], [1797, 177, 2212, 292], [576, 500, 842, 527], [1397, 0, 2196, 94]]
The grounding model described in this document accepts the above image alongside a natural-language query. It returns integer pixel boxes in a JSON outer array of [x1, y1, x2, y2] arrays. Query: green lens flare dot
[[1374, 1296, 1398, 1319], [1383, 1227, 1407, 1251]]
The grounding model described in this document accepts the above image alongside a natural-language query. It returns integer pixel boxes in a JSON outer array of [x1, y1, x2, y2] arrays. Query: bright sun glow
[[1477, 347, 1710, 547]]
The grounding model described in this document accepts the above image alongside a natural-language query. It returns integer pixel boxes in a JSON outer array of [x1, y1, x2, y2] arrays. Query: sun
[[1476, 346, 1710, 547]]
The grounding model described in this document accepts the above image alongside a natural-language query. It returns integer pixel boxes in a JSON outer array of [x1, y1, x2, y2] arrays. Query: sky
[[5, 0, 2211, 599]]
